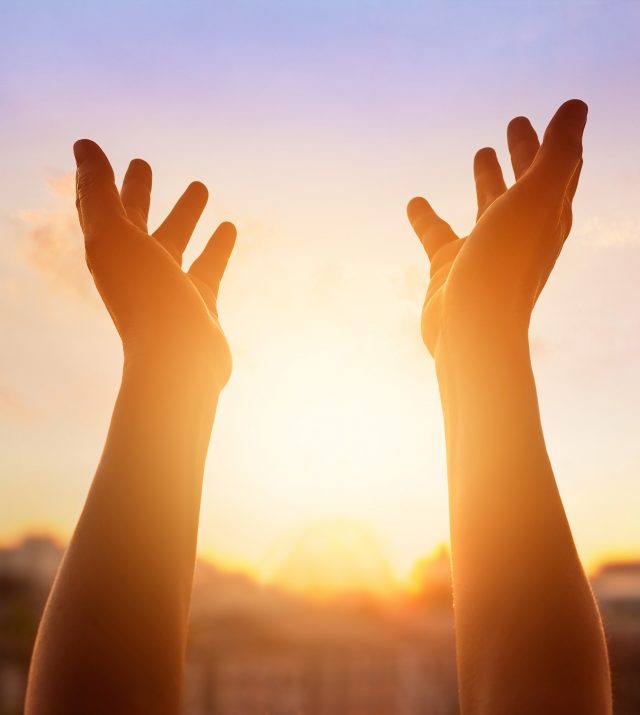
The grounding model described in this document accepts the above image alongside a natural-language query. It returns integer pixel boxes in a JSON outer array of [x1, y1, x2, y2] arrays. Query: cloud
[[18, 173, 97, 303], [574, 216, 640, 247]]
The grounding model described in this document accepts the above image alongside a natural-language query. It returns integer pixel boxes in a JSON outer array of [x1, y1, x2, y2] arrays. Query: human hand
[[74, 140, 235, 388], [407, 100, 587, 360]]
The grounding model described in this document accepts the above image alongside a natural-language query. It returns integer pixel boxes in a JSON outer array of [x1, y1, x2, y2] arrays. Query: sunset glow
[[1, 0, 640, 592]]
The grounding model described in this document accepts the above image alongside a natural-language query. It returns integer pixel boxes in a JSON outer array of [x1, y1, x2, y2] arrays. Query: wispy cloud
[[574, 216, 640, 247], [18, 174, 97, 303]]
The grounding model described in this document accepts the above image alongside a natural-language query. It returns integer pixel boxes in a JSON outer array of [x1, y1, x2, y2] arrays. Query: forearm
[[438, 330, 611, 715], [26, 352, 219, 715]]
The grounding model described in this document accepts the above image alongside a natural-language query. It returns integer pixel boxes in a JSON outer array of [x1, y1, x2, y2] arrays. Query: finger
[[473, 147, 507, 219], [73, 139, 126, 237], [407, 196, 457, 261], [120, 159, 152, 231], [567, 158, 583, 203], [428, 238, 464, 279], [189, 222, 237, 296], [507, 116, 540, 180], [153, 182, 209, 263], [560, 159, 584, 240], [528, 99, 588, 195]]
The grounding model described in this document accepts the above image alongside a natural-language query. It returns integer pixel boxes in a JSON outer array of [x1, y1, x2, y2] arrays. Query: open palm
[[407, 100, 587, 358], [74, 140, 235, 387]]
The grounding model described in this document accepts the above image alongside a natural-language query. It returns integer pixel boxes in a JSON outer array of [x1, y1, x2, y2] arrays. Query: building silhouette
[[1, 536, 639, 714]]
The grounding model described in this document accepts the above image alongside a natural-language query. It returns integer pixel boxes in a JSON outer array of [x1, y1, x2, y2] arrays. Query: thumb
[[407, 196, 457, 261], [527, 99, 588, 197], [74, 139, 126, 237], [189, 222, 237, 297]]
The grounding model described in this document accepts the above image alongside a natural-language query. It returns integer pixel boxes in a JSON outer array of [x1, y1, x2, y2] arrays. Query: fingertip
[[562, 98, 588, 115], [474, 146, 497, 166], [473, 148, 502, 181], [73, 140, 117, 184], [531, 100, 589, 193], [128, 158, 152, 174], [125, 159, 152, 190], [72, 140, 123, 221], [508, 115, 529, 129], [189, 220, 237, 286], [542, 99, 588, 158], [214, 223, 237, 257], [219, 221, 237, 239], [507, 115, 534, 141], [407, 196, 430, 222], [73, 139, 101, 165], [555, 98, 589, 131], [188, 181, 209, 202]]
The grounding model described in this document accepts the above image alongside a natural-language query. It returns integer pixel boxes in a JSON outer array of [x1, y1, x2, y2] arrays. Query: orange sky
[[1, 1, 640, 590]]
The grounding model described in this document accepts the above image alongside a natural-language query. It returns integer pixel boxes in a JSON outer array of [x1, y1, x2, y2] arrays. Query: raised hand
[[74, 140, 235, 387], [26, 142, 238, 715], [405, 101, 611, 715], [407, 100, 586, 359]]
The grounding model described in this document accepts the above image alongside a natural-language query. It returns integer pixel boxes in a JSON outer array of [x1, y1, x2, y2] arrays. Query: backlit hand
[[74, 140, 235, 388], [407, 100, 587, 358]]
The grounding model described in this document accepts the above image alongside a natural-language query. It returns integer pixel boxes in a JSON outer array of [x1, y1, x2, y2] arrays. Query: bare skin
[[25, 141, 235, 715], [24, 102, 612, 715], [407, 99, 612, 715]]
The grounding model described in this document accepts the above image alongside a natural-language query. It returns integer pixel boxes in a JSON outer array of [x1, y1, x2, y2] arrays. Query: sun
[[266, 518, 396, 599]]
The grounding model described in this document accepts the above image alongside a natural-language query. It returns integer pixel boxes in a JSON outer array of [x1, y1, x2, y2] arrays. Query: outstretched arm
[[407, 101, 611, 714], [25, 142, 236, 715]]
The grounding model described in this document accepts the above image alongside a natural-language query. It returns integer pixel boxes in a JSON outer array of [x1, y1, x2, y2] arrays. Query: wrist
[[434, 324, 533, 414], [122, 345, 225, 400], [122, 333, 231, 396], [434, 327, 542, 489], [433, 309, 531, 379]]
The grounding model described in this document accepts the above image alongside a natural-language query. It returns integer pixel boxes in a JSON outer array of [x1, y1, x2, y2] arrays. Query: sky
[[1, 0, 639, 590]]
